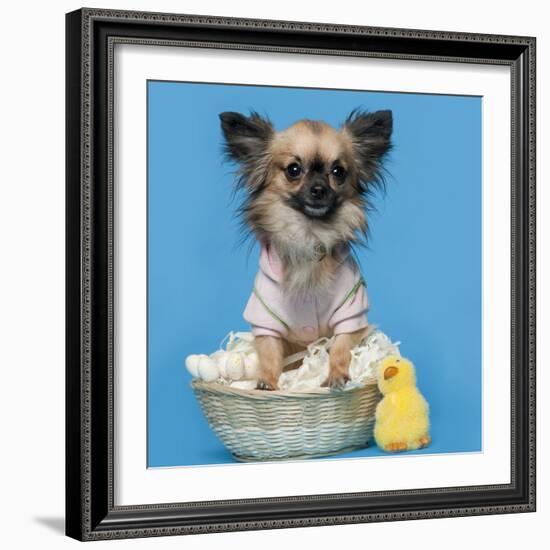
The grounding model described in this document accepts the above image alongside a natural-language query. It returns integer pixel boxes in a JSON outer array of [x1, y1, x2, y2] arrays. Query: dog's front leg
[[323, 329, 366, 389], [254, 335, 284, 390]]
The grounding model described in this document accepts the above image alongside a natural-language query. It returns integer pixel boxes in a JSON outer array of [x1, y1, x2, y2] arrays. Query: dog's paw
[[256, 380, 278, 391], [321, 372, 350, 389]]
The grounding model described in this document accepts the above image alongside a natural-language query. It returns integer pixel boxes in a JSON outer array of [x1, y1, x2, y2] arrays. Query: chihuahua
[[220, 109, 392, 389]]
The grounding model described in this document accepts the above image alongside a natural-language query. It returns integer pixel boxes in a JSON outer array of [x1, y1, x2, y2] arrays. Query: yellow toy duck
[[374, 355, 431, 452]]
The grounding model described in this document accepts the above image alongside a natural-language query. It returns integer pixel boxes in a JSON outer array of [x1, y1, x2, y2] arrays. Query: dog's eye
[[285, 163, 302, 180], [331, 165, 347, 181]]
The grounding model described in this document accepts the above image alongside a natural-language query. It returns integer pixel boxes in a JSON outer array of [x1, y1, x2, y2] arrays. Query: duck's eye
[[331, 165, 347, 181], [285, 163, 302, 179]]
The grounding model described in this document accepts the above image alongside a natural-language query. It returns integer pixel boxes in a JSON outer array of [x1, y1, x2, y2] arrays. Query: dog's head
[[219, 109, 392, 249]]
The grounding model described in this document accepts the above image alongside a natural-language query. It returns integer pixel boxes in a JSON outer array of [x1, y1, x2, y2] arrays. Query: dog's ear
[[344, 109, 393, 158], [219, 111, 274, 163], [343, 109, 392, 187], [219, 111, 274, 191]]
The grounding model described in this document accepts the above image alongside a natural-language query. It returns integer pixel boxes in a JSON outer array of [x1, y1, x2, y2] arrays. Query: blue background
[[147, 81, 482, 467]]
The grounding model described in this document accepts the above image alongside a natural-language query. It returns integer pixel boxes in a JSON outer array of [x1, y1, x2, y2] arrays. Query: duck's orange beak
[[384, 366, 399, 380]]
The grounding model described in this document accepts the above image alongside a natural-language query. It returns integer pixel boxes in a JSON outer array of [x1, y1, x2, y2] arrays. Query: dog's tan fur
[[220, 109, 392, 389]]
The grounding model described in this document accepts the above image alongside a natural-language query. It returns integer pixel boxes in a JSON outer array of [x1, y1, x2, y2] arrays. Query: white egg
[[197, 355, 219, 382], [210, 350, 225, 363], [185, 354, 200, 377], [243, 353, 260, 380], [216, 352, 245, 380], [215, 353, 229, 378], [225, 352, 245, 380]]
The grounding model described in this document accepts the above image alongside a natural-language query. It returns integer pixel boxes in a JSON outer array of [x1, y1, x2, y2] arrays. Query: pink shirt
[[243, 243, 369, 345]]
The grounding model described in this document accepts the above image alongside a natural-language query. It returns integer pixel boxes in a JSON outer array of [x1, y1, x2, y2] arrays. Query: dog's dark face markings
[[219, 109, 392, 241], [282, 152, 348, 220]]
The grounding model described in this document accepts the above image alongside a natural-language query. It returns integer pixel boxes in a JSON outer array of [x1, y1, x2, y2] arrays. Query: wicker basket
[[192, 379, 381, 462]]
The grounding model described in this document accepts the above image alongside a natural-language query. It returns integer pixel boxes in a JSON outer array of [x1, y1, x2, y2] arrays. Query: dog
[[220, 108, 392, 389]]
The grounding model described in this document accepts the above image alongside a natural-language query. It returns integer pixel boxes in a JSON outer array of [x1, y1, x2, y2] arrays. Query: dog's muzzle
[[302, 180, 335, 219]]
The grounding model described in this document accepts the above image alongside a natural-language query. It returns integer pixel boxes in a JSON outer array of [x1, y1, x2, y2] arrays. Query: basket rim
[[191, 377, 378, 400]]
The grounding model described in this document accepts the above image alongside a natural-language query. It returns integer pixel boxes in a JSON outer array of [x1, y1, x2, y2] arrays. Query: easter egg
[[216, 352, 245, 380], [215, 353, 229, 378], [225, 352, 245, 380], [197, 355, 219, 382], [244, 353, 260, 380], [185, 354, 200, 377]]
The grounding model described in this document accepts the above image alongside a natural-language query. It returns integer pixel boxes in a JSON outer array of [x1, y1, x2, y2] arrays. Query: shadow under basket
[[192, 379, 382, 462]]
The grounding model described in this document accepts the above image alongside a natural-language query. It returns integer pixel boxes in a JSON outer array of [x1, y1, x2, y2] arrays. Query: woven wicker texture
[[192, 380, 381, 461]]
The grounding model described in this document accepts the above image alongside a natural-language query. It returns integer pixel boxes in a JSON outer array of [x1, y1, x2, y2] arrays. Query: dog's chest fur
[[271, 238, 352, 298]]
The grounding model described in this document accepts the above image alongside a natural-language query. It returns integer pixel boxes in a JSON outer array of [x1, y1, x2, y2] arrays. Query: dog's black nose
[[310, 184, 327, 200]]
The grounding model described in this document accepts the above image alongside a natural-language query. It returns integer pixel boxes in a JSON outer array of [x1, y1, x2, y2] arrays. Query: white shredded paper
[[187, 328, 400, 392]]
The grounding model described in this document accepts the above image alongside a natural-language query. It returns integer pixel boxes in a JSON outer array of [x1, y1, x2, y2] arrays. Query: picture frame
[[65, 7, 536, 541]]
